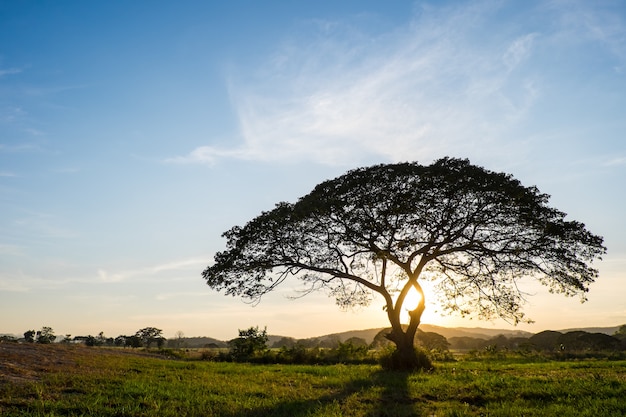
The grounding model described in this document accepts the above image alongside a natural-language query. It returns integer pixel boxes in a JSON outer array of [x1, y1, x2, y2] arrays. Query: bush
[[378, 346, 434, 372], [229, 326, 269, 361]]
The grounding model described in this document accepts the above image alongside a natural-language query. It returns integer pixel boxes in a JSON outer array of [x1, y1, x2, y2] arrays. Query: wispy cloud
[[551, 0, 626, 64], [604, 157, 626, 167], [0, 67, 22, 77], [97, 257, 208, 283], [171, 2, 589, 167], [167, 1, 626, 168]]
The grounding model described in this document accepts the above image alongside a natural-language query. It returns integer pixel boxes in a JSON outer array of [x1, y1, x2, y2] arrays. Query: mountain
[[557, 326, 621, 336], [299, 324, 534, 345], [175, 324, 621, 347]]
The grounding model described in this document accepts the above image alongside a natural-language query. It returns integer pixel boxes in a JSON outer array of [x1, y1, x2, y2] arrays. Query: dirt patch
[[0, 342, 165, 386]]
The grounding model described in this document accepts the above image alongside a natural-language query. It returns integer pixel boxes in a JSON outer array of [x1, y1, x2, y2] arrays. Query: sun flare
[[402, 287, 423, 311], [398, 287, 424, 324]]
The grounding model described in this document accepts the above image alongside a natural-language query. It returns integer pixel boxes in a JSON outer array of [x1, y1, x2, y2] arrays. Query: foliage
[[271, 336, 298, 348], [23, 330, 36, 343], [134, 327, 164, 348], [228, 326, 269, 361], [379, 345, 434, 371], [36, 326, 56, 344], [203, 158, 606, 370]]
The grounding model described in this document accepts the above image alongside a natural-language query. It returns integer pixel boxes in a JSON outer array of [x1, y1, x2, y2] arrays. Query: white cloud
[[503, 33, 538, 71], [604, 157, 626, 167], [170, 2, 547, 167], [97, 257, 208, 283], [0, 68, 22, 77], [168, 1, 624, 168]]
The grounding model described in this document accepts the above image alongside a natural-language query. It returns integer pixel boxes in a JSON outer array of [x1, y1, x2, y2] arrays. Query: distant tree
[[228, 326, 268, 360], [417, 331, 450, 352], [577, 333, 620, 351], [62, 334, 72, 344], [489, 335, 510, 350], [24, 330, 36, 343], [36, 327, 55, 344], [319, 335, 341, 349], [271, 337, 298, 349], [371, 329, 394, 350], [344, 337, 368, 347], [203, 158, 606, 370], [558, 331, 620, 352], [174, 330, 186, 348], [114, 335, 127, 347], [507, 337, 532, 351], [448, 336, 490, 351], [614, 325, 626, 340], [126, 335, 143, 348], [135, 327, 163, 348], [85, 335, 99, 347], [529, 330, 563, 351]]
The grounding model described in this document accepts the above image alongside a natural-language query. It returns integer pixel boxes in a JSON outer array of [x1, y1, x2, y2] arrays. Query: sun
[[399, 286, 423, 324], [402, 287, 423, 311]]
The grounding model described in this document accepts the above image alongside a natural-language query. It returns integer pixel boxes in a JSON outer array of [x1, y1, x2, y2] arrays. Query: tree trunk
[[383, 295, 432, 371]]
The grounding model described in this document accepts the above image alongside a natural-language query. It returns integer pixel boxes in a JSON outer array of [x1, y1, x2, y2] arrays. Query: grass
[[1, 343, 625, 416]]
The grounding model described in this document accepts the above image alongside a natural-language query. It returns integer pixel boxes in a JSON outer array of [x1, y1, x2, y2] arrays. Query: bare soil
[[0, 342, 163, 386]]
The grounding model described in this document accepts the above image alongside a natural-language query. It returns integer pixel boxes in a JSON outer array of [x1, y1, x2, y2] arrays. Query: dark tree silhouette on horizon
[[202, 158, 606, 370]]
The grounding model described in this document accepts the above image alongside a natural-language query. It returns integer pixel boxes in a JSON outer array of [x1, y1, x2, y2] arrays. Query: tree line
[[0, 326, 166, 348], [3, 324, 625, 364]]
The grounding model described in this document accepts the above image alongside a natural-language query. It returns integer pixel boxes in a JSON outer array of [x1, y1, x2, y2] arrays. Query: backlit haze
[[1, 1, 625, 341]]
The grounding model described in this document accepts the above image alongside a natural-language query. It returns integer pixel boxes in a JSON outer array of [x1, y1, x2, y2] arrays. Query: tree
[[228, 326, 268, 361], [135, 327, 163, 348], [418, 331, 450, 352], [203, 158, 605, 370], [126, 335, 143, 348], [174, 330, 186, 348], [272, 336, 298, 348], [114, 335, 127, 347], [529, 330, 563, 351], [24, 330, 36, 343], [36, 327, 55, 344]]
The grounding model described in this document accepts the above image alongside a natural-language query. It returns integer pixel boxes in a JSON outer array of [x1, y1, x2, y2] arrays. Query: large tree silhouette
[[203, 158, 605, 370]]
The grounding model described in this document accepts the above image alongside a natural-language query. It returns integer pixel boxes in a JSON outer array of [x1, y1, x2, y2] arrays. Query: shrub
[[378, 346, 434, 371]]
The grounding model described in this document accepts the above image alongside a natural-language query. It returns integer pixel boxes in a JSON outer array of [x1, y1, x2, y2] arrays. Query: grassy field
[[1, 343, 625, 416]]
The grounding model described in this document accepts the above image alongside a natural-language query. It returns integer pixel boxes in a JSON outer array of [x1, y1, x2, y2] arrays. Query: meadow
[[1, 343, 625, 417]]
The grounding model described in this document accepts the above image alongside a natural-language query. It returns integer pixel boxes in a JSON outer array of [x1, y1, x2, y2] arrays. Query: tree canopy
[[203, 158, 605, 369]]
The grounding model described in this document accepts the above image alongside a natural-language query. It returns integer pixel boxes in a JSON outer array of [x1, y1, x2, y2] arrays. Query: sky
[[1, 0, 625, 341]]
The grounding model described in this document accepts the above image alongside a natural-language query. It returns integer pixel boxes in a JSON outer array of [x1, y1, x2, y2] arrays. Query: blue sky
[[1, 0, 625, 340]]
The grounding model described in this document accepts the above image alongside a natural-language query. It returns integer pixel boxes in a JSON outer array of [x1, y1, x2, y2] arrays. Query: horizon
[[1, 1, 625, 341], [3, 321, 624, 342]]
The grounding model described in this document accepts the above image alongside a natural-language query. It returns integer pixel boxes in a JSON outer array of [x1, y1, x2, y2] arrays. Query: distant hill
[[557, 326, 621, 336], [293, 324, 534, 345], [114, 324, 626, 348], [415, 324, 533, 340], [171, 336, 228, 349]]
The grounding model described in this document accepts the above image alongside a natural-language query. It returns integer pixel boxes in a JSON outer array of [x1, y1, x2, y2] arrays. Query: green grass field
[[1, 343, 625, 416]]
